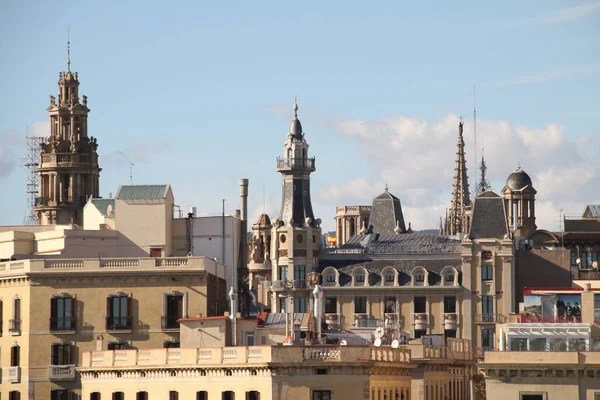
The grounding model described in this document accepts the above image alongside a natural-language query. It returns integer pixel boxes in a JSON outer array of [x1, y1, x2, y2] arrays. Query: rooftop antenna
[[473, 84, 477, 196], [67, 27, 71, 72], [129, 163, 135, 184]]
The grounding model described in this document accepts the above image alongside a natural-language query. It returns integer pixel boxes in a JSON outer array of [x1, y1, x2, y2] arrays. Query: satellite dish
[[374, 338, 382, 347], [340, 340, 347, 346], [391, 340, 399, 349]]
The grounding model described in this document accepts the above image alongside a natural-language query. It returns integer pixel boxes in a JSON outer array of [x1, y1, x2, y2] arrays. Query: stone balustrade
[[0, 256, 226, 279], [81, 345, 414, 369]]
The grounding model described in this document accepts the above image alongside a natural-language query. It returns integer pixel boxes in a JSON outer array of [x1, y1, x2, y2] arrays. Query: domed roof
[[289, 99, 303, 139], [506, 166, 533, 191]]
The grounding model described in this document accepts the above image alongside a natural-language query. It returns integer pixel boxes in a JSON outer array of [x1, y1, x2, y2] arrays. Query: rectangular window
[[444, 296, 456, 313], [9, 392, 21, 400], [50, 296, 76, 330], [530, 338, 546, 351], [414, 296, 426, 313], [445, 273, 455, 282], [51, 343, 73, 365], [246, 333, 255, 346], [510, 338, 527, 351], [482, 265, 493, 281], [106, 295, 132, 330], [137, 392, 148, 400], [414, 329, 427, 339], [324, 297, 337, 314], [294, 297, 307, 313], [384, 296, 396, 313], [197, 392, 208, 400], [164, 294, 183, 329], [520, 394, 546, 400], [163, 340, 180, 349], [294, 265, 306, 281], [91, 393, 101, 400], [169, 391, 179, 400], [356, 274, 365, 283], [445, 329, 457, 338], [279, 297, 287, 313], [415, 274, 424, 282], [10, 298, 21, 332], [312, 391, 332, 400], [278, 265, 288, 281], [112, 393, 124, 400], [354, 296, 367, 314], [482, 328, 495, 349], [482, 296, 494, 315], [326, 273, 335, 282], [108, 341, 130, 350], [385, 273, 395, 283], [51, 390, 72, 400], [222, 392, 235, 400], [246, 391, 260, 400], [11, 345, 20, 366]]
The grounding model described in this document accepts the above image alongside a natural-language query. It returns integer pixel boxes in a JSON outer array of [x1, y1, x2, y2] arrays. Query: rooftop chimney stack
[[238, 179, 250, 317]]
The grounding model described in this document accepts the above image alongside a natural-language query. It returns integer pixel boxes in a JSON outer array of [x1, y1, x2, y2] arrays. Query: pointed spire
[[476, 147, 492, 195], [293, 97, 298, 119], [385, 182, 388, 192], [443, 119, 471, 236], [67, 27, 71, 72]]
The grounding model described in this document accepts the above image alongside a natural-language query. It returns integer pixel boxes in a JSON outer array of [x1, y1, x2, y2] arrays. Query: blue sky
[[1, 0, 599, 231]]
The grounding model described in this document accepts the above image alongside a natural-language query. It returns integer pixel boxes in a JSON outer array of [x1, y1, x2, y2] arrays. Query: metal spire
[[67, 27, 71, 72], [476, 147, 492, 195]]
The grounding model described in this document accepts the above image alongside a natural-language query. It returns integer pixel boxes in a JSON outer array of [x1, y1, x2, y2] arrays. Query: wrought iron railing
[[276, 157, 316, 169], [106, 316, 132, 330], [519, 315, 582, 323], [50, 317, 77, 331], [474, 314, 505, 323]]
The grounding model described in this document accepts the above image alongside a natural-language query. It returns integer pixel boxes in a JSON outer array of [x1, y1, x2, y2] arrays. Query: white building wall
[[190, 215, 240, 290]]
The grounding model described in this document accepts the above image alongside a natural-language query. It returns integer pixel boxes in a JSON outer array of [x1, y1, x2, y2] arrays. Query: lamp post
[[313, 285, 323, 343]]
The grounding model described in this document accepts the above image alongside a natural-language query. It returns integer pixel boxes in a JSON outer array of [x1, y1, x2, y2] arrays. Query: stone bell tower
[[35, 43, 101, 226], [270, 100, 322, 313]]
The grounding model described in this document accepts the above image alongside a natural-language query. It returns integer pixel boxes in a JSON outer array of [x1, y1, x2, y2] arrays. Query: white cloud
[[313, 113, 598, 231], [520, 1, 600, 25], [489, 64, 600, 88]]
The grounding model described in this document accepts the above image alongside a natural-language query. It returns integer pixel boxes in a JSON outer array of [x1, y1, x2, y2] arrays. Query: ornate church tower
[[442, 119, 471, 236], [270, 100, 322, 313], [35, 45, 100, 226]]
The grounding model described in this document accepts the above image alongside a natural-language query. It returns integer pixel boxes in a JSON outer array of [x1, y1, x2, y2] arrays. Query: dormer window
[[356, 274, 365, 283], [415, 274, 425, 283], [445, 273, 455, 282], [385, 273, 395, 283], [326, 274, 335, 283]]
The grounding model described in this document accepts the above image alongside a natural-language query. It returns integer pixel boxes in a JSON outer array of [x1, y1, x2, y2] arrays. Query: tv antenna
[[129, 163, 135, 184]]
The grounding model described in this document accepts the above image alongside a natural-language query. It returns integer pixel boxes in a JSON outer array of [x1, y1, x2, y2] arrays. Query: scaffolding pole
[[20, 135, 44, 225]]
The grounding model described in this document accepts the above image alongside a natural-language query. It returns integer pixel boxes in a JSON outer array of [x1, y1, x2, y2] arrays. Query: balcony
[[106, 316, 132, 331], [9, 319, 21, 335], [270, 280, 311, 291], [413, 313, 428, 330], [270, 280, 289, 291], [292, 280, 307, 289], [161, 315, 181, 330], [41, 153, 93, 166], [325, 313, 339, 328], [276, 157, 316, 171], [444, 313, 458, 330], [48, 364, 76, 381], [50, 317, 77, 332], [7, 366, 20, 383], [518, 315, 582, 323], [474, 314, 505, 323]]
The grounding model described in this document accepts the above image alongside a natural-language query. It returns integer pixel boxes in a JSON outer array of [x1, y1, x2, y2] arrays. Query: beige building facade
[[0, 256, 226, 400]]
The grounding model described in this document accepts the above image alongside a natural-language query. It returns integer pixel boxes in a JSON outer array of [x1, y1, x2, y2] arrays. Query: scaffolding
[[20, 135, 44, 225]]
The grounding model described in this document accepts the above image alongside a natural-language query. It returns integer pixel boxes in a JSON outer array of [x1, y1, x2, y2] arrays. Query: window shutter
[[71, 298, 77, 325], [126, 296, 133, 324], [106, 297, 111, 318], [177, 296, 183, 318], [51, 298, 57, 319], [67, 344, 73, 364], [51, 344, 58, 365]]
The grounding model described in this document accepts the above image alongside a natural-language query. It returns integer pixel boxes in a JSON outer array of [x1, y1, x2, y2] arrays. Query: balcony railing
[[7, 366, 20, 383], [41, 153, 93, 164], [474, 314, 505, 323], [106, 316, 132, 330], [161, 315, 181, 330], [276, 157, 316, 170], [50, 317, 77, 331], [292, 280, 307, 289], [9, 319, 21, 334], [270, 280, 312, 291], [519, 315, 582, 323], [48, 364, 76, 380]]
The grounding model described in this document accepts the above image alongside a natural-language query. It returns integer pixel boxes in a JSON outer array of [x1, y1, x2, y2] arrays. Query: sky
[[0, 0, 599, 233]]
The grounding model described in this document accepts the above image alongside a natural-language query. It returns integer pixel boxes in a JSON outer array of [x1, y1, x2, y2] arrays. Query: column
[[54, 173, 59, 204]]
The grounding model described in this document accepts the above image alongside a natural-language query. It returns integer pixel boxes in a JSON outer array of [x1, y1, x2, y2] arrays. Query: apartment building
[[480, 285, 600, 399], [0, 256, 226, 400]]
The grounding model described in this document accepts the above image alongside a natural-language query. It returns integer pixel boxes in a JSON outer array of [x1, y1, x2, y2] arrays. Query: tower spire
[[67, 27, 71, 72], [443, 118, 471, 236], [475, 147, 492, 195]]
